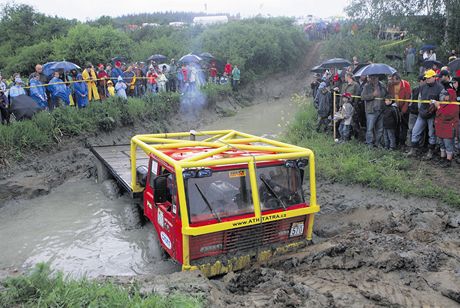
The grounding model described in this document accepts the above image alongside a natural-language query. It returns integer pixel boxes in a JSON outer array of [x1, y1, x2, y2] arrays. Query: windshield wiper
[[195, 183, 221, 222], [259, 176, 287, 210]]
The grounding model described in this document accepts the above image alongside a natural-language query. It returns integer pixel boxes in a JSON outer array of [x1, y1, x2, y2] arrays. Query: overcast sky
[[0, 0, 349, 21]]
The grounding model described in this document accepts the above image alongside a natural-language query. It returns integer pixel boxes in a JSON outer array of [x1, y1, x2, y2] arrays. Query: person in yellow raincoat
[[82, 64, 100, 102]]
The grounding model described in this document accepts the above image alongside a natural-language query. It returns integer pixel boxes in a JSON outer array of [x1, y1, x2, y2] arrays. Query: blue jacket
[[73, 76, 89, 108], [29, 79, 47, 109], [49, 77, 70, 105]]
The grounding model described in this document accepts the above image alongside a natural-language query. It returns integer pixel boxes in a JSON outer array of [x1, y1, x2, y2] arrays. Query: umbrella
[[147, 54, 167, 62], [353, 63, 397, 77], [199, 52, 215, 61], [420, 44, 436, 51], [447, 58, 460, 73], [179, 54, 202, 63], [320, 58, 351, 69], [9, 95, 42, 121], [158, 63, 170, 73], [49, 61, 80, 72], [352, 63, 367, 74], [385, 54, 402, 61], [310, 65, 326, 73], [42, 62, 57, 76], [111, 56, 127, 63], [423, 59, 443, 69]]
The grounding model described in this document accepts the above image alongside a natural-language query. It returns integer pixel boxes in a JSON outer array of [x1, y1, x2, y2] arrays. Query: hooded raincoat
[[48, 77, 70, 105], [29, 79, 47, 109], [73, 74, 89, 108], [82, 68, 100, 101]]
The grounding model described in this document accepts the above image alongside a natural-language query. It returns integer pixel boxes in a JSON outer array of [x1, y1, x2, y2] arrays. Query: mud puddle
[[0, 177, 178, 278]]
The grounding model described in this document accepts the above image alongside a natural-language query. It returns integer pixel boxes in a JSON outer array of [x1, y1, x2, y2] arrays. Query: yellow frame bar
[[128, 130, 320, 269]]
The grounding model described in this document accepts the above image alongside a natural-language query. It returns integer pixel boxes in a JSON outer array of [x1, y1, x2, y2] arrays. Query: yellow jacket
[[82, 69, 97, 84]]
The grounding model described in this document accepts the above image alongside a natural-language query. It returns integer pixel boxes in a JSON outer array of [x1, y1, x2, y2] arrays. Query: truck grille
[[189, 216, 306, 260]]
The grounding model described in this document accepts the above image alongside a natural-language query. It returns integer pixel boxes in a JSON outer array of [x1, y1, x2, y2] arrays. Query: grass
[[0, 263, 203, 307], [285, 95, 460, 208]]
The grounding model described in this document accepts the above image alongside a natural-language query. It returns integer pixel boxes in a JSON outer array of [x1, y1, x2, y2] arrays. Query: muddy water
[[0, 178, 177, 277], [0, 97, 298, 277]]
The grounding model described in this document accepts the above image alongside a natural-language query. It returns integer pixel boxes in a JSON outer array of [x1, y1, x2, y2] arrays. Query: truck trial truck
[[90, 130, 320, 277]]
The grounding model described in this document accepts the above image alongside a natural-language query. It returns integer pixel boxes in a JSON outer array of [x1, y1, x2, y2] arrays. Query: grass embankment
[[0, 84, 232, 165], [286, 95, 460, 207], [0, 263, 202, 307]]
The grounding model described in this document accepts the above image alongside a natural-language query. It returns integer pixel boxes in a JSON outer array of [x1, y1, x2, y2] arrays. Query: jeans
[[384, 128, 396, 149], [147, 83, 157, 94], [339, 123, 351, 140], [365, 112, 383, 146], [407, 113, 418, 145], [411, 115, 436, 147], [440, 138, 454, 154], [232, 79, 239, 91]]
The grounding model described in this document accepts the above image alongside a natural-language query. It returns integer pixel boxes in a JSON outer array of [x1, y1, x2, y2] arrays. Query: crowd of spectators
[[0, 58, 241, 123], [312, 55, 460, 168]]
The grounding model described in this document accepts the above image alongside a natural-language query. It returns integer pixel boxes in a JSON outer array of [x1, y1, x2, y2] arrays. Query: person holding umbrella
[[82, 64, 100, 102], [361, 75, 388, 147], [73, 74, 88, 109]]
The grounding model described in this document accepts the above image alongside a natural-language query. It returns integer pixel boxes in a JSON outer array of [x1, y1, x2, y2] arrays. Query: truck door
[[143, 158, 158, 223]]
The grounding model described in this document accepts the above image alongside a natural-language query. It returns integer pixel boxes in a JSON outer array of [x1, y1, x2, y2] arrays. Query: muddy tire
[[96, 160, 110, 183], [101, 179, 120, 200]]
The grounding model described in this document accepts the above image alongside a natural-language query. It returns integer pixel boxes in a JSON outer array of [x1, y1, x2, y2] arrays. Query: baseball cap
[[437, 70, 450, 77], [424, 69, 437, 79]]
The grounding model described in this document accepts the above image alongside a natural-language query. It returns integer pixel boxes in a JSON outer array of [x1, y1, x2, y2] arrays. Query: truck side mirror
[[136, 165, 148, 187]]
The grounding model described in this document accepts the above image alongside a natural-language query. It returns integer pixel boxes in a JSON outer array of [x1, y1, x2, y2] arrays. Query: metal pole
[[333, 91, 337, 140]]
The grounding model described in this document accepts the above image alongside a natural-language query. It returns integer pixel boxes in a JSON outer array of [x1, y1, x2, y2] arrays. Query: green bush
[[0, 263, 202, 307]]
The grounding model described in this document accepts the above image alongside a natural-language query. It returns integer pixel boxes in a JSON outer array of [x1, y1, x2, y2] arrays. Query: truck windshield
[[186, 164, 305, 223]]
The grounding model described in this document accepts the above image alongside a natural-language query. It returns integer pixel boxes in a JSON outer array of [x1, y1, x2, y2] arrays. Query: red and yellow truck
[[91, 130, 320, 277]]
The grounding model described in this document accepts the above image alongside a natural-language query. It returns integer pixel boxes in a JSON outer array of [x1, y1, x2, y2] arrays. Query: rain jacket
[[111, 67, 123, 83], [48, 77, 70, 105], [335, 101, 354, 125], [29, 79, 47, 109], [382, 103, 400, 129], [82, 68, 100, 101], [314, 87, 332, 118], [9, 85, 26, 98], [115, 78, 127, 99], [435, 88, 459, 139], [388, 80, 411, 113], [73, 75, 89, 108], [232, 67, 241, 81], [361, 81, 387, 113], [419, 82, 443, 119]]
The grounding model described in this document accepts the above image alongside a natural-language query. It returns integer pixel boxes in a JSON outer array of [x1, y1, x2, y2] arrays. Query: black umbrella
[[320, 58, 351, 68], [310, 65, 325, 73], [111, 56, 127, 63], [352, 63, 367, 74], [423, 59, 443, 69], [9, 95, 42, 121], [447, 58, 460, 73], [147, 54, 167, 62], [353, 63, 397, 77], [385, 54, 402, 61]]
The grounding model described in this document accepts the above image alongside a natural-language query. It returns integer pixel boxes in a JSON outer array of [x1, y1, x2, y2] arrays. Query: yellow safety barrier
[[333, 92, 460, 106]]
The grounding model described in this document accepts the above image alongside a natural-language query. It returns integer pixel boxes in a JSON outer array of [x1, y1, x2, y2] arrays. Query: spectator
[[107, 80, 115, 97], [73, 74, 89, 109], [96, 64, 109, 99], [405, 45, 416, 74], [438, 70, 451, 90], [382, 96, 400, 150], [167, 59, 178, 92], [407, 75, 425, 147], [48, 71, 70, 109], [408, 69, 443, 159], [111, 61, 123, 84], [434, 89, 459, 167], [334, 92, 355, 142], [115, 76, 127, 99], [123, 66, 136, 97], [29, 73, 48, 109], [0, 75, 6, 92], [209, 62, 218, 84], [157, 70, 168, 93], [28, 64, 48, 85], [231, 65, 241, 92], [361, 75, 388, 147], [82, 64, 100, 102], [224, 61, 232, 77], [0, 89, 9, 125], [314, 82, 332, 132], [9, 77, 26, 99], [134, 65, 145, 97], [188, 64, 197, 92], [388, 72, 411, 148], [180, 64, 188, 93], [146, 66, 158, 94], [339, 72, 360, 138]]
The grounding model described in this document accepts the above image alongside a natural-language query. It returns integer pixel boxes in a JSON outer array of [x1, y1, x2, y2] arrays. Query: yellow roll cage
[[129, 130, 320, 270]]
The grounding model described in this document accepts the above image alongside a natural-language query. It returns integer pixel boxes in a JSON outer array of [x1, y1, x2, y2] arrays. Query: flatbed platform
[[90, 144, 149, 196]]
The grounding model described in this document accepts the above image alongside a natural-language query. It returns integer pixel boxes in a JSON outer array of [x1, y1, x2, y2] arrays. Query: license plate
[[289, 222, 305, 238]]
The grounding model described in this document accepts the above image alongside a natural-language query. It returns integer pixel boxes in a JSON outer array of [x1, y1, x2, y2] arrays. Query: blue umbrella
[[420, 44, 436, 51], [353, 63, 397, 77], [310, 65, 326, 73], [423, 59, 443, 69], [179, 54, 202, 63], [49, 61, 80, 72], [42, 62, 57, 76]]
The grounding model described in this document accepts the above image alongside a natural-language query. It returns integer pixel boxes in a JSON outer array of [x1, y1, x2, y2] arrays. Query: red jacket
[[388, 80, 411, 113], [224, 64, 232, 75], [435, 89, 459, 139]]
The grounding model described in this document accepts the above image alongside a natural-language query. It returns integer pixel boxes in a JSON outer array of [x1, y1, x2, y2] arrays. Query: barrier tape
[[333, 92, 460, 106]]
